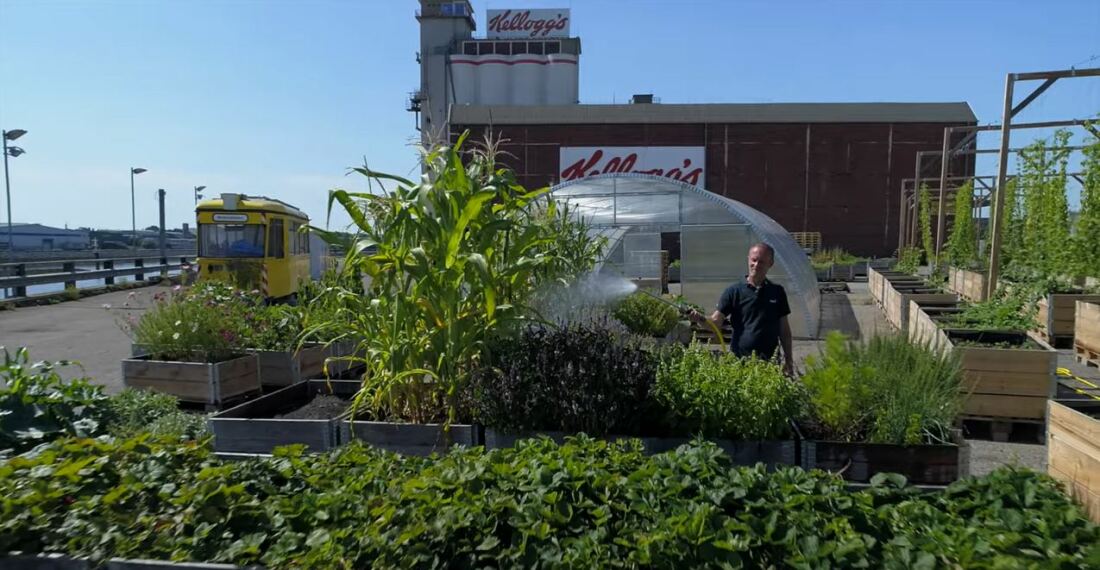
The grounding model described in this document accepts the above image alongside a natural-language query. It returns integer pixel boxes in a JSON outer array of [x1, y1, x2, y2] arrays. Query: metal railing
[[0, 255, 194, 298]]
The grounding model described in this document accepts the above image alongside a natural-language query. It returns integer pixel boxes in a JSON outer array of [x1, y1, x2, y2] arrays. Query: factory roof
[[0, 223, 89, 237], [451, 102, 977, 125]]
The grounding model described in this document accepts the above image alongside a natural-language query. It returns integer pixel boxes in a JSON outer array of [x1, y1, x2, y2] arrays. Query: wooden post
[[135, 258, 145, 281], [935, 127, 952, 257], [986, 74, 1016, 300], [104, 259, 115, 285]]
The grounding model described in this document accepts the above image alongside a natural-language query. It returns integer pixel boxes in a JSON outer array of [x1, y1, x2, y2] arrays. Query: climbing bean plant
[[1071, 132, 1100, 278], [1012, 130, 1073, 279], [918, 185, 935, 266], [945, 181, 977, 268]]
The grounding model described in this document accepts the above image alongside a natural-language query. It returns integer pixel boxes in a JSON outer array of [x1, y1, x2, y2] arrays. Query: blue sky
[[1, 0, 1098, 232]]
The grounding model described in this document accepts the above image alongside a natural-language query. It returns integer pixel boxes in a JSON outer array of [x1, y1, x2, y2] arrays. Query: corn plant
[[315, 135, 603, 425]]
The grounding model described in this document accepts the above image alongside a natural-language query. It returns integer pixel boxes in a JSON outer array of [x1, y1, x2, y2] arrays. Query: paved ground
[[0, 285, 168, 393]]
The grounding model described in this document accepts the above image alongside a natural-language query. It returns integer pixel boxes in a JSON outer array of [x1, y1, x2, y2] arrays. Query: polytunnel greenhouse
[[550, 174, 820, 339]]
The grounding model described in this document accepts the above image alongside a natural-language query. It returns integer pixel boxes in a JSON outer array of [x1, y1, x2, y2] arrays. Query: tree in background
[[945, 181, 976, 268], [1072, 133, 1100, 277]]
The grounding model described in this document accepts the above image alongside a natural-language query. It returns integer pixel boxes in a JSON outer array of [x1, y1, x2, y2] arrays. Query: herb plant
[[810, 246, 863, 269], [611, 291, 680, 337], [943, 290, 1035, 331], [653, 344, 804, 440], [801, 332, 962, 445], [467, 321, 657, 436], [894, 247, 922, 275]]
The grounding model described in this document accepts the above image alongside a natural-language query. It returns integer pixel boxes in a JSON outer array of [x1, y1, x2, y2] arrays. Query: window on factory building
[[529, 42, 544, 55], [478, 42, 493, 55], [511, 42, 528, 55], [545, 42, 561, 54], [494, 42, 511, 55], [462, 42, 478, 56]]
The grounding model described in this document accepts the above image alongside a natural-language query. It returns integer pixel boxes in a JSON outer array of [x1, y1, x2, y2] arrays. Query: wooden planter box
[[814, 267, 830, 281], [208, 379, 362, 454], [906, 298, 962, 342], [1047, 399, 1100, 522], [339, 417, 478, 456], [321, 339, 362, 377], [945, 329, 1057, 421], [1076, 301, 1100, 367], [122, 353, 260, 408], [801, 433, 968, 485], [946, 267, 988, 303], [2, 553, 244, 569], [482, 429, 798, 469], [868, 266, 910, 307], [829, 263, 856, 281], [1035, 294, 1100, 347], [881, 277, 955, 333], [251, 343, 327, 388]]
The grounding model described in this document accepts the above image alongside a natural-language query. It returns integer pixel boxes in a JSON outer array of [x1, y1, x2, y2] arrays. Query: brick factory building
[[416, 2, 977, 256]]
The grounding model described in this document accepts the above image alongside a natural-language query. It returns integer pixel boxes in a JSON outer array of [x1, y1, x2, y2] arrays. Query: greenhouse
[[551, 174, 820, 338]]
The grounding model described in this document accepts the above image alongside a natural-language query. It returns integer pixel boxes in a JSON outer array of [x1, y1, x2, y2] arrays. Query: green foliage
[[943, 290, 1036, 331], [1, 436, 1098, 568], [127, 282, 255, 362], [467, 321, 657, 435], [0, 348, 109, 457], [945, 181, 978, 268], [653, 344, 804, 440], [319, 136, 603, 424], [241, 303, 304, 351], [1007, 130, 1074, 278], [918, 185, 936, 266], [105, 388, 209, 441], [1072, 133, 1100, 277], [894, 247, 922, 274], [611, 292, 680, 337], [810, 247, 863, 269], [801, 332, 962, 445]]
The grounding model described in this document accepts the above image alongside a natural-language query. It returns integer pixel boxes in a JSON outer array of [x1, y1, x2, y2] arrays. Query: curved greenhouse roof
[[551, 174, 820, 339]]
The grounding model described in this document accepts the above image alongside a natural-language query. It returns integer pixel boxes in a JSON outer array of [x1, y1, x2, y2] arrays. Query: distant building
[[0, 223, 90, 251]]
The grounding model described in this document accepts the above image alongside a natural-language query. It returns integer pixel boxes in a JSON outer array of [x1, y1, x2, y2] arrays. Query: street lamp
[[130, 167, 147, 250], [3, 129, 28, 260], [194, 185, 206, 203]]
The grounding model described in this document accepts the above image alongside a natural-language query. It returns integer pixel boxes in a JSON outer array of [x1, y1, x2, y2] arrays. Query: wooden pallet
[[1075, 344, 1100, 369], [961, 415, 1045, 443], [1033, 327, 1074, 349]]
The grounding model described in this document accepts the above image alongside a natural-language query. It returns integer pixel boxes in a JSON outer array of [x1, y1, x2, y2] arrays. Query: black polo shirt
[[717, 277, 791, 359]]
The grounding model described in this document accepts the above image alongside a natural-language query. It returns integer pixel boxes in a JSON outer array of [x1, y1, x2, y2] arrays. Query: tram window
[[268, 219, 285, 258], [199, 223, 264, 258]]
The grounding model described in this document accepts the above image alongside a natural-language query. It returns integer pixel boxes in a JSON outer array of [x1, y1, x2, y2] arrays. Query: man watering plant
[[689, 242, 795, 376]]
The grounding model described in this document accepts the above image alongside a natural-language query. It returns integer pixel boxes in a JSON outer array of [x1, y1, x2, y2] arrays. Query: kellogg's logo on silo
[[487, 9, 570, 39], [559, 147, 706, 187]]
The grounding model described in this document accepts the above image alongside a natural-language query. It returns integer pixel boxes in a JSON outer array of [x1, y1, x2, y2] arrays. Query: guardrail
[[0, 248, 196, 262], [0, 256, 194, 298]]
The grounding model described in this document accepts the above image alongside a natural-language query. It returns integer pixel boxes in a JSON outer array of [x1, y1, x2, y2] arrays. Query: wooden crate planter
[[906, 298, 962, 342], [1076, 301, 1100, 366], [1035, 294, 1100, 347], [321, 339, 362, 377], [801, 432, 967, 485], [829, 263, 856, 281], [868, 266, 910, 306], [339, 418, 478, 456], [1047, 399, 1100, 523], [881, 278, 955, 333], [122, 353, 260, 408], [482, 429, 798, 469], [946, 267, 988, 303], [251, 343, 327, 388], [208, 379, 362, 454], [945, 329, 1057, 421]]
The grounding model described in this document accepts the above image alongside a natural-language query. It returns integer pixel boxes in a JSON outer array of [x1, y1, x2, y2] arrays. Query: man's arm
[[779, 316, 794, 376], [688, 308, 726, 328]]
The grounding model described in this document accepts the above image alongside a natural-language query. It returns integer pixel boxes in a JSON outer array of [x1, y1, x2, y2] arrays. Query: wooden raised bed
[[208, 379, 362, 454], [482, 429, 798, 469], [252, 343, 327, 387], [1076, 301, 1100, 367], [122, 353, 259, 408], [946, 329, 1057, 421], [906, 298, 962, 342], [801, 432, 968, 485], [946, 267, 988, 303], [339, 417, 478, 456], [881, 277, 956, 333], [1047, 399, 1100, 523], [1034, 294, 1100, 348]]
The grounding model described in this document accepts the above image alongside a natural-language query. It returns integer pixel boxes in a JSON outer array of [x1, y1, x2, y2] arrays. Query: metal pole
[[935, 127, 952, 257], [986, 74, 1016, 299], [158, 188, 167, 263], [130, 168, 137, 251], [2, 132, 13, 261]]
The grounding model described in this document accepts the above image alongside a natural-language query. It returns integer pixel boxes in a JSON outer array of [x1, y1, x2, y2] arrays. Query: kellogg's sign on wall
[[487, 9, 570, 39], [559, 147, 706, 187]]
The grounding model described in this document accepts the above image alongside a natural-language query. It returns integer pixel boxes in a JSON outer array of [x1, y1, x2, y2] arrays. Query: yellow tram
[[196, 194, 311, 300]]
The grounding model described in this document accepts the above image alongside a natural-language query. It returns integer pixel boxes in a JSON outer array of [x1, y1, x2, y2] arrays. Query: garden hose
[[1056, 367, 1100, 402], [633, 288, 726, 347]]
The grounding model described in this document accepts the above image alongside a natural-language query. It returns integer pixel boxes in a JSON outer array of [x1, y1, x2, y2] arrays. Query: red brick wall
[[451, 121, 974, 257]]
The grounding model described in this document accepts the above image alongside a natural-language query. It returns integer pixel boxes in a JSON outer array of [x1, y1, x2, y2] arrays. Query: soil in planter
[[277, 395, 351, 420], [946, 329, 1042, 350]]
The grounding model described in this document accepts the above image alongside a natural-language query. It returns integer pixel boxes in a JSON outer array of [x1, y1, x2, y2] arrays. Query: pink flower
[[220, 329, 237, 343], [173, 285, 182, 292]]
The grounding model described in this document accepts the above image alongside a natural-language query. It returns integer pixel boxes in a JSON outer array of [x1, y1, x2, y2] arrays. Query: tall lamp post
[[130, 167, 147, 250], [194, 185, 206, 203], [3, 129, 28, 261]]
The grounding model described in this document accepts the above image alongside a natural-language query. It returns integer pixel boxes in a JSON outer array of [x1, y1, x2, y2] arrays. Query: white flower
[[172, 332, 180, 340], [175, 320, 182, 327]]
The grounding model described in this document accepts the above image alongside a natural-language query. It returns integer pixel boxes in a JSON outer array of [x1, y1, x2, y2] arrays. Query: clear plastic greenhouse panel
[[551, 174, 820, 339]]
